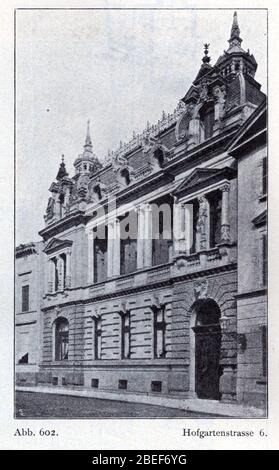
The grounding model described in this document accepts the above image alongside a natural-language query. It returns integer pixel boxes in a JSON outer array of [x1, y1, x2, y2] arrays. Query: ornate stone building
[[16, 13, 267, 409]]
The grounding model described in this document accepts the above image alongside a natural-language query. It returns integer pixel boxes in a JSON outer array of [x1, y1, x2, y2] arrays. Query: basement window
[[91, 379, 99, 388], [118, 380, 128, 390], [151, 381, 162, 393]]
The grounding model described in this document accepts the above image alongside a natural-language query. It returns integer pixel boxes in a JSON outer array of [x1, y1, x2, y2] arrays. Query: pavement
[[16, 385, 266, 418]]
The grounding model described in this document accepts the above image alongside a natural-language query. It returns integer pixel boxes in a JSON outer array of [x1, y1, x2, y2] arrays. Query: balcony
[[172, 243, 236, 276], [43, 244, 236, 308]]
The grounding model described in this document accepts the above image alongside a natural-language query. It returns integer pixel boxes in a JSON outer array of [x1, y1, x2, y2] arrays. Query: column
[[87, 230, 94, 284], [136, 206, 145, 269], [197, 195, 210, 251], [144, 203, 153, 267], [220, 183, 230, 243], [48, 258, 54, 293], [173, 199, 182, 254], [65, 250, 71, 288], [107, 221, 114, 278], [183, 202, 193, 255], [113, 219, 121, 277]]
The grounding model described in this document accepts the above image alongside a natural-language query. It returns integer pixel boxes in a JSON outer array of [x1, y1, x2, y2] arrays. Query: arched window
[[53, 318, 69, 361], [120, 167, 130, 186]]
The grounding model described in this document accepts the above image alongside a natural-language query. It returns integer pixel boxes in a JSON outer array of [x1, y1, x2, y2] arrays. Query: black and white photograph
[[13, 6, 268, 422]]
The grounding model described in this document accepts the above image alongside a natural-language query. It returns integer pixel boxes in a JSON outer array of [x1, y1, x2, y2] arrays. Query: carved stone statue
[[46, 197, 55, 218], [213, 85, 226, 121], [196, 196, 209, 250]]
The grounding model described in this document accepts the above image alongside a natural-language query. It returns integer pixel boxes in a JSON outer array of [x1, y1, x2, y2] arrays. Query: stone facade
[[16, 13, 267, 411]]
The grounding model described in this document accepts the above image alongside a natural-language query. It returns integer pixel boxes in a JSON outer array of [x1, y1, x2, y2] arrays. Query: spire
[[85, 119, 92, 146], [228, 11, 243, 49], [56, 154, 68, 180], [83, 119, 93, 157]]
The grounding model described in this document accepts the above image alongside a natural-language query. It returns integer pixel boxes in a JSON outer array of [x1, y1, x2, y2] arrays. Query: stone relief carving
[[194, 279, 209, 300], [196, 196, 209, 250], [77, 173, 89, 199]]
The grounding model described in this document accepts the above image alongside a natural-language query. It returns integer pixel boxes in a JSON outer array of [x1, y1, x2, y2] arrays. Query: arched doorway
[[191, 299, 221, 400]]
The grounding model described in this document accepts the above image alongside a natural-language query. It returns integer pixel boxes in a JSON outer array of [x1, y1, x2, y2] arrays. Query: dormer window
[[120, 167, 131, 186], [200, 103, 215, 141], [153, 148, 164, 167]]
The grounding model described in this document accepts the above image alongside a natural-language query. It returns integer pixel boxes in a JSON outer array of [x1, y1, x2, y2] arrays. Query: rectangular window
[[54, 259, 59, 291], [151, 381, 162, 392], [154, 306, 166, 358], [190, 200, 199, 254], [208, 191, 222, 248], [151, 201, 173, 266], [120, 213, 137, 275], [118, 379, 127, 390], [94, 226, 108, 283], [21, 285, 29, 312], [262, 157, 267, 195], [262, 233, 267, 286], [120, 312, 131, 359], [91, 378, 99, 388]]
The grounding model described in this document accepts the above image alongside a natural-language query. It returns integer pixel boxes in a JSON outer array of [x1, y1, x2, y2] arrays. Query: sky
[[16, 8, 267, 245]]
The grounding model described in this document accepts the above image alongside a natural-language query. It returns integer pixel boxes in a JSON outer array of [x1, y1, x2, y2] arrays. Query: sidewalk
[[16, 385, 265, 418]]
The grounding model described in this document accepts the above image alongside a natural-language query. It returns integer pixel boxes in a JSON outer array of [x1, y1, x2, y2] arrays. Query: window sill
[[16, 310, 37, 315]]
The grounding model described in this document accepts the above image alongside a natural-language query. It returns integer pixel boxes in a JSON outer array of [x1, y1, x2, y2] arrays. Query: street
[[16, 391, 220, 418]]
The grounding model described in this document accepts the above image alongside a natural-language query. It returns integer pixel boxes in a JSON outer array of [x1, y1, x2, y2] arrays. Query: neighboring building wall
[[15, 242, 44, 385], [236, 143, 267, 407]]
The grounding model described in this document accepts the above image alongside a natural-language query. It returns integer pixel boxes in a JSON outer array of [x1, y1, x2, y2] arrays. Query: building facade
[[16, 13, 267, 410], [15, 242, 44, 385]]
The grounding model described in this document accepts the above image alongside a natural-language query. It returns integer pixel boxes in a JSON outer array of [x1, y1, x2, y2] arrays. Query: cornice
[[39, 210, 90, 241]]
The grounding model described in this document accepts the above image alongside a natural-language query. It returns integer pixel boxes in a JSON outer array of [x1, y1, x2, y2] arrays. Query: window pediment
[[44, 237, 73, 255], [252, 209, 266, 228], [173, 166, 235, 198]]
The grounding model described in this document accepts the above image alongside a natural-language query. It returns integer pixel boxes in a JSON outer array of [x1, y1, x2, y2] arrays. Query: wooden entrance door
[[194, 324, 221, 400]]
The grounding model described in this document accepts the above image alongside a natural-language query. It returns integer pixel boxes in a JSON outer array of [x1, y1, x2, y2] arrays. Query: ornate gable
[[173, 166, 236, 198], [44, 237, 73, 255]]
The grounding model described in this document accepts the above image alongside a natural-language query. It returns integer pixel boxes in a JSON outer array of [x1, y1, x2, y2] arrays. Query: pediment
[[173, 166, 235, 198], [44, 237, 73, 254]]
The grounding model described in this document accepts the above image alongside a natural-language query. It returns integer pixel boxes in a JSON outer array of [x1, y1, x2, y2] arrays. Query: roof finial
[[202, 43, 211, 64], [56, 154, 68, 180], [85, 119, 92, 146], [228, 11, 242, 48]]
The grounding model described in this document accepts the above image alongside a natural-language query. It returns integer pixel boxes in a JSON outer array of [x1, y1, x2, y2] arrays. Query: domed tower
[[74, 120, 102, 176], [215, 11, 258, 81]]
